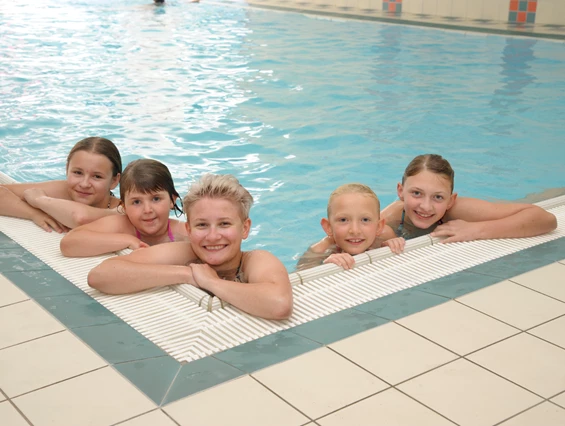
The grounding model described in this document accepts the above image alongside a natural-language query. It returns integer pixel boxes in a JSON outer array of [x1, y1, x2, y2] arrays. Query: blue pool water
[[1, 0, 565, 271]]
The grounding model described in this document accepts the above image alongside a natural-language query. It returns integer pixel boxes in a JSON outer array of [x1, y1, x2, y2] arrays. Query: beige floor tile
[[0, 300, 64, 349], [397, 301, 519, 355], [253, 347, 388, 419], [511, 263, 565, 302], [0, 331, 107, 397], [0, 275, 28, 307], [398, 359, 541, 426], [529, 316, 565, 349], [469, 333, 565, 398], [552, 391, 565, 409], [499, 402, 565, 426], [119, 409, 178, 426], [457, 281, 565, 330], [318, 388, 455, 426], [165, 375, 308, 426], [329, 322, 457, 384], [13, 367, 155, 426], [0, 401, 29, 426]]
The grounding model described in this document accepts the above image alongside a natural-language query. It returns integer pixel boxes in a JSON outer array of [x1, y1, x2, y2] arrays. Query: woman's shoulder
[[381, 200, 404, 222]]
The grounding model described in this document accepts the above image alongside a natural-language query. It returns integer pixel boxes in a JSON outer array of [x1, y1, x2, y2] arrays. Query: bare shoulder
[[245, 250, 289, 282], [381, 200, 404, 223]]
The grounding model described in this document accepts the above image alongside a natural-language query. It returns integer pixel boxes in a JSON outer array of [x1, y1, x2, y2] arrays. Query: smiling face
[[123, 189, 173, 237], [322, 193, 385, 255], [398, 170, 457, 229], [66, 151, 120, 207], [186, 197, 250, 269]]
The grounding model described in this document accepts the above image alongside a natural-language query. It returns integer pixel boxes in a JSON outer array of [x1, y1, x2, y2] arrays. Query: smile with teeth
[[204, 244, 227, 251], [415, 211, 434, 219], [346, 239, 364, 244]]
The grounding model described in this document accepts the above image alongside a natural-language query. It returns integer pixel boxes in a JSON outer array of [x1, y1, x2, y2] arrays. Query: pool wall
[[246, 0, 565, 26]]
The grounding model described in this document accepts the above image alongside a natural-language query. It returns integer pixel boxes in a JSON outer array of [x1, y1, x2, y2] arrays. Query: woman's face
[[186, 197, 250, 269], [66, 151, 119, 208], [398, 170, 456, 229]]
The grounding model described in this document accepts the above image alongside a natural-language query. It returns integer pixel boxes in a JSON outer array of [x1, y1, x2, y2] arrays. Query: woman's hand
[[189, 263, 220, 289], [431, 220, 482, 243], [381, 237, 405, 254], [323, 252, 356, 270]]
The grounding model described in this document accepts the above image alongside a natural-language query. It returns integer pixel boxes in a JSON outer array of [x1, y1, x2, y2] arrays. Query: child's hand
[[30, 210, 67, 233], [324, 253, 355, 270], [128, 238, 149, 250], [431, 220, 480, 243], [381, 237, 405, 254]]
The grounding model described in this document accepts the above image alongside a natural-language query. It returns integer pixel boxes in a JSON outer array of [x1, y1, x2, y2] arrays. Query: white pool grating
[[1, 173, 564, 362]]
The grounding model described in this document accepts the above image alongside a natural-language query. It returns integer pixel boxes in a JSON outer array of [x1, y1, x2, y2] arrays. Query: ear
[[185, 221, 191, 237], [242, 218, 251, 239], [396, 182, 404, 201], [447, 192, 458, 210], [110, 173, 120, 190], [375, 217, 386, 235], [321, 218, 332, 236]]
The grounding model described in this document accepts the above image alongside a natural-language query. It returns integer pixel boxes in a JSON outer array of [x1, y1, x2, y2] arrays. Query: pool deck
[[1, 228, 565, 425], [242, 0, 565, 40]]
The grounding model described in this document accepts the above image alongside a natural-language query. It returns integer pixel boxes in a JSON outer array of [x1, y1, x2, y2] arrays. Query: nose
[[79, 175, 91, 188], [349, 221, 361, 234], [420, 197, 432, 212], [207, 226, 221, 240], [142, 201, 153, 213]]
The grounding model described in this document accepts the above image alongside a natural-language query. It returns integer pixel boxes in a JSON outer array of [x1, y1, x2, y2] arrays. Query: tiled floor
[[1, 228, 565, 425]]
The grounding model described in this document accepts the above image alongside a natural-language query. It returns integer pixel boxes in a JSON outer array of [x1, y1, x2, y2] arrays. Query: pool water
[[1, 0, 565, 271]]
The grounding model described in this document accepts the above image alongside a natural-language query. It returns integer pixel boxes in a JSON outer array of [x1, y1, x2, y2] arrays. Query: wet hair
[[402, 154, 455, 192], [120, 159, 183, 216], [327, 183, 380, 217], [183, 174, 254, 221], [66, 137, 122, 177]]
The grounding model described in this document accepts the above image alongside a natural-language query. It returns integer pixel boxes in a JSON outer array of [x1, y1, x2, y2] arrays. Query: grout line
[[0, 298, 31, 309], [0, 329, 66, 352], [490, 399, 546, 426], [10, 365, 108, 400], [452, 298, 527, 331], [508, 278, 565, 305], [391, 386, 461, 426], [463, 357, 546, 400], [157, 364, 183, 407], [249, 375, 317, 423], [110, 408, 164, 426], [161, 408, 182, 426], [312, 387, 392, 423], [3, 397, 34, 426]]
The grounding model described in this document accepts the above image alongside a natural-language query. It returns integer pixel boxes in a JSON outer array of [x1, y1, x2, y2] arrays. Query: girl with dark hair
[[381, 154, 557, 242], [60, 159, 188, 257], [0, 137, 122, 232]]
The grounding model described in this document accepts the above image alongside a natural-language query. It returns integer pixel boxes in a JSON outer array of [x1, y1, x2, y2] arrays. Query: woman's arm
[[434, 197, 557, 243], [87, 242, 195, 293], [190, 250, 293, 320], [60, 215, 143, 257], [23, 188, 119, 228]]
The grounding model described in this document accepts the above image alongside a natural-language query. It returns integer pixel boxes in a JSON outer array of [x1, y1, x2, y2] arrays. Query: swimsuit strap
[[396, 210, 405, 236], [234, 252, 245, 283], [167, 219, 174, 242]]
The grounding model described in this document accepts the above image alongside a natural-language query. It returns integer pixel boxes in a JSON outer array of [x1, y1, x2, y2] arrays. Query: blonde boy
[[296, 184, 404, 271]]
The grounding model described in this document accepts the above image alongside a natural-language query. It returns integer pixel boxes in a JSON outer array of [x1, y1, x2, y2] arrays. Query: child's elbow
[[59, 236, 74, 257], [72, 211, 91, 227], [87, 266, 110, 293]]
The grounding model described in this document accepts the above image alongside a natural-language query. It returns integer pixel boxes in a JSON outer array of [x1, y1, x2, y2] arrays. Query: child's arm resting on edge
[[0, 185, 67, 233], [87, 242, 194, 294], [191, 251, 293, 320], [433, 198, 558, 243], [60, 215, 145, 257], [23, 188, 118, 229]]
